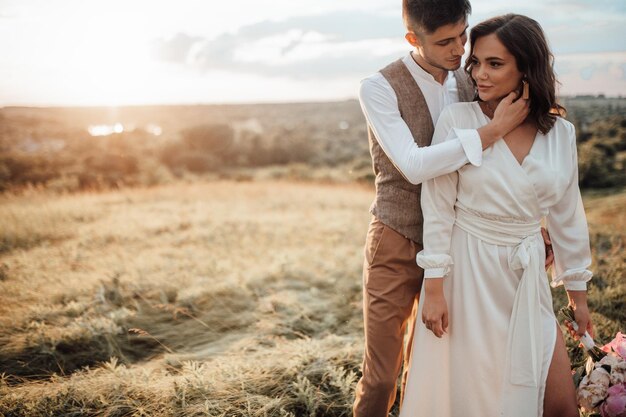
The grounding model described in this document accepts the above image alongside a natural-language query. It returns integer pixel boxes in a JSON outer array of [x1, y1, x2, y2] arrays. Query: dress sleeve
[[415, 107, 464, 278], [359, 76, 482, 185], [546, 123, 593, 291]]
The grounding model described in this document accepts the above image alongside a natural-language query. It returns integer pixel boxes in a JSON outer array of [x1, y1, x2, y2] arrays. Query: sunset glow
[[0, 0, 624, 106], [87, 123, 162, 136]]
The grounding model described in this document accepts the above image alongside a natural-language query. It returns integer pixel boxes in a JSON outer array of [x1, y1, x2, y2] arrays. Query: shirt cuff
[[550, 268, 592, 290], [563, 281, 588, 291], [416, 251, 452, 278], [454, 128, 482, 167], [424, 268, 447, 278]]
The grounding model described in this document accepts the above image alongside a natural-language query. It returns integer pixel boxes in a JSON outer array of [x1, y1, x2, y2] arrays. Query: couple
[[353, 1, 593, 416]]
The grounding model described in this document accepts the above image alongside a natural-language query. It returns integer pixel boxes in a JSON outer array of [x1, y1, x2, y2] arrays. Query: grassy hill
[[0, 180, 624, 416]]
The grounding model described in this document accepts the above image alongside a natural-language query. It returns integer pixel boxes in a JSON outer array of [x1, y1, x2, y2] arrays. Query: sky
[[0, 0, 624, 106]]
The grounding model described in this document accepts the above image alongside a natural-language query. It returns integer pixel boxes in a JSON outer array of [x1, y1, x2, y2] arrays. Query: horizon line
[[1, 94, 624, 110]]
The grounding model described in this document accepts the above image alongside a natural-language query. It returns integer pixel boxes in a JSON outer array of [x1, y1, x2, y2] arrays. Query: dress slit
[[538, 320, 560, 416]]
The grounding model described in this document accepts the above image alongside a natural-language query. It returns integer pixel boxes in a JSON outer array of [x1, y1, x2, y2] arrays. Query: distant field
[[1, 97, 624, 192], [0, 180, 624, 416]]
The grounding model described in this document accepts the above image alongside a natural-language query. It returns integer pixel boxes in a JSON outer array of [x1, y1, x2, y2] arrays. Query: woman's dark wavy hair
[[464, 14, 565, 134]]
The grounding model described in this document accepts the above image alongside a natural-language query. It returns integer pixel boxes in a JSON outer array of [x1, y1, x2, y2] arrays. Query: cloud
[[542, 0, 625, 13], [541, 17, 625, 55], [232, 11, 403, 42], [151, 11, 407, 79], [151, 33, 204, 64], [468, 3, 626, 55], [554, 52, 626, 95], [151, 6, 626, 94]]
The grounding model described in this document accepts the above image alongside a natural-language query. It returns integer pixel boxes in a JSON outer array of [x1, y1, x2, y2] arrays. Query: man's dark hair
[[402, 0, 471, 34]]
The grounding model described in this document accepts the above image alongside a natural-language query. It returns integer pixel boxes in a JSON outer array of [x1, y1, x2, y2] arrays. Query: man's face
[[406, 19, 468, 72]]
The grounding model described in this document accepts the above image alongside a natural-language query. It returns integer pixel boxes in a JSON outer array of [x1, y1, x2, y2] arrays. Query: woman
[[399, 14, 592, 417]]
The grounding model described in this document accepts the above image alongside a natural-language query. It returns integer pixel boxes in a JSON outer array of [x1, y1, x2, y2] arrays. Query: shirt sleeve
[[415, 107, 462, 278], [358, 75, 482, 185], [546, 122, 593, 291]]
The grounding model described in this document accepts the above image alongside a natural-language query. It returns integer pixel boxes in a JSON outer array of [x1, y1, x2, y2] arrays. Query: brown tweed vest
[[368, 58, 474, 244]]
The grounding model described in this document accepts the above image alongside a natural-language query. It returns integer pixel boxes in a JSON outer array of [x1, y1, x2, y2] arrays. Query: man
[[352, 1, 533, 415]]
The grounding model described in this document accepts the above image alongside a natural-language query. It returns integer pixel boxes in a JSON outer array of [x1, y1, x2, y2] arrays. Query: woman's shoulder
[[442, 101, 479, 116], [439, 101, 481, 124], [553, 116, 575, 132], [549, 116, 576, 146], [432, 102, 484, 144]]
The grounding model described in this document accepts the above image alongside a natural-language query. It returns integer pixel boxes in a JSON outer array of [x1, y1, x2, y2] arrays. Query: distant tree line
[[574, 116, 626, 188], [159, 123, 316, 175], [0, 101, 623, 192]]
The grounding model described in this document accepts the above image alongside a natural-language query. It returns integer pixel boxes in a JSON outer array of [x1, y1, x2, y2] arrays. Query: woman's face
[[469, 33, 524, 102]]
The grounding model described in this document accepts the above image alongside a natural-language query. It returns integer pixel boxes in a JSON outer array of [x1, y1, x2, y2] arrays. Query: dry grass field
[[0, 180, 624, 416]]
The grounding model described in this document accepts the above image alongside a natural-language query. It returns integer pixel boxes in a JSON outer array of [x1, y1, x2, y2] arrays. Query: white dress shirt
[[359, 53, 483, 185]]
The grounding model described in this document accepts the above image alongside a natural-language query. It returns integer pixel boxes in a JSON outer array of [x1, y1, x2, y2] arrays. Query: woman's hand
[[492, 91, 530, 135], [477, 91, 530, 149], [565, 290, 593, 340], [422, 278, 448, 338], [541, 227, 554, 269]]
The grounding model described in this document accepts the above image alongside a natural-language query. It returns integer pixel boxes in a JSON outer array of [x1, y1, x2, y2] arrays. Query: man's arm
[[359, 76, 528, 185]]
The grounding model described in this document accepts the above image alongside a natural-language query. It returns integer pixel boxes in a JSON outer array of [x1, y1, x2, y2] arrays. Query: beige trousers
[[353, 216, 424, 417]]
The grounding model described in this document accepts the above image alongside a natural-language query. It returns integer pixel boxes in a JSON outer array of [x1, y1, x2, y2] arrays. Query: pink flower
[[590, 368, 612, 387], [603, 333, 626, 360], [579, 368, 611, 412], [611, 361, 626, 385], [600, 383, 626, 417], [600, 355, 622, 368]]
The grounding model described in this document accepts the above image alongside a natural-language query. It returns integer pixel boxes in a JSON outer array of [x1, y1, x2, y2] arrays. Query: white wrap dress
[[399, 102, 593, 417]]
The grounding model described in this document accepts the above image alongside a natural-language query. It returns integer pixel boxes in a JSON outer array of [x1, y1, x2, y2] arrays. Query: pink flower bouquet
[[600, 383, 626, 417], [560, 307, 626, 417]]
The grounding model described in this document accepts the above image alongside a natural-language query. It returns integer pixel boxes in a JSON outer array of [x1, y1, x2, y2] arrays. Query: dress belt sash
[[455, 205, 544, 390]]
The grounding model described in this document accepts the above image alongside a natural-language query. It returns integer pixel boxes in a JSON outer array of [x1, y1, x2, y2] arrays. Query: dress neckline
[[472, 101, 540, 167]]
